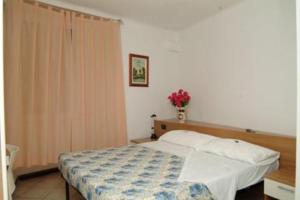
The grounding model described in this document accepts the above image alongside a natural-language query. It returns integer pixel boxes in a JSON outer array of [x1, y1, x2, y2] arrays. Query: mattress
[[58, 144, 214, 200], [141, 141, 279, 200]]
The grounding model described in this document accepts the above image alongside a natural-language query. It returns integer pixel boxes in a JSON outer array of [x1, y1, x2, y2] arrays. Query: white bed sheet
[[140, 141, 278, 200]]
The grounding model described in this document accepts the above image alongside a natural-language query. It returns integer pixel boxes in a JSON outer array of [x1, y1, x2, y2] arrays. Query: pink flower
[[168, 89, 191, 108]]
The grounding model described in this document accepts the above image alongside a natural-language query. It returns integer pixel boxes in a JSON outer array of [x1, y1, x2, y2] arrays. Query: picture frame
[[129, 53, 149, 87]]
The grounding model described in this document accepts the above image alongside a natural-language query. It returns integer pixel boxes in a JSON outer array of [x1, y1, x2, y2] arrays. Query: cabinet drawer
[[264, 179, 295, 200]]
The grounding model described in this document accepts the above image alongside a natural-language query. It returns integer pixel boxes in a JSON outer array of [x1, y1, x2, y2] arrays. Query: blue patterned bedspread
[[59, 145, 214, 200]]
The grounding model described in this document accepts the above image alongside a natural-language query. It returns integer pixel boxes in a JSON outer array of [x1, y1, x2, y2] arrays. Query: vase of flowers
[[168, 89, 191, 122]]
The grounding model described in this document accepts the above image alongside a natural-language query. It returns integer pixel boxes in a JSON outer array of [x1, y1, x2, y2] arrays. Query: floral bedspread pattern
[[59, 145, 214, 200]]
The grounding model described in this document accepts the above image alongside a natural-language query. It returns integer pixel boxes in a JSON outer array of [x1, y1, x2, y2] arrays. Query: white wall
[[121, 21, 180, 140], [179, 0, 297, 135], [39, 0, 181, 140]]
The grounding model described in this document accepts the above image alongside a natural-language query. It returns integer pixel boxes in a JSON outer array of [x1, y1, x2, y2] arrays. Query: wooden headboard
[[154, 119, 296, 172]]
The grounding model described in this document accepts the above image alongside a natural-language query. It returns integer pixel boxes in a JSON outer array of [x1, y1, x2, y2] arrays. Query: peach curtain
[[4, 0, 127, 168], [70, 13, 128, 151]]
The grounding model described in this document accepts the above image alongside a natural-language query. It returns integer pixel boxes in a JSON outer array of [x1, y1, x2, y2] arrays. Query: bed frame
[[154, 119, 296, 172]]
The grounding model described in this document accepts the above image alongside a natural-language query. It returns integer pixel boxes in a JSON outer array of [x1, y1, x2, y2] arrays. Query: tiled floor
[[13, 172, 264, 200], [12, 172, 84, 200]]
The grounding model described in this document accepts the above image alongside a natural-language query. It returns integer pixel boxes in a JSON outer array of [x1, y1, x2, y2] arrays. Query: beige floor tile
[[19, 188, 52, 199], [44, 188, 65, 200], [16, 177, 41, 190], [13, 172, 85, 200], [35, 179, 63, 190], [13, 177, 42, 198], [53, 181, 65, 189], [12, 186, 28, 198]]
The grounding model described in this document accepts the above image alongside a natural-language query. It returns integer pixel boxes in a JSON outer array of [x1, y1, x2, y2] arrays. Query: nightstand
[[264, 170, 295, 200], [131, 138, 157, 144]]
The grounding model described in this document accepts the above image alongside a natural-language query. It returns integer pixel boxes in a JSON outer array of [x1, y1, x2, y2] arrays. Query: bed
[[59, 119, 295, 200], [59, 143, 213, 200]]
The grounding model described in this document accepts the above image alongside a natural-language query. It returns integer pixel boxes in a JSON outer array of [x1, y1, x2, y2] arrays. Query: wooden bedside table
[[264, 170, 295, 200], [131, 138, 157, 144]]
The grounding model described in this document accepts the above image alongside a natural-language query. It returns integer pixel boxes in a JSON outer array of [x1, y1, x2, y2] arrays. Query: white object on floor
[[141, 141, 278, 200], [6, 144, 19, 200]]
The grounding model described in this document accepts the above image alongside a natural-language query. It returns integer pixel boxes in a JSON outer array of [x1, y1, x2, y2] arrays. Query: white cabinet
[[264, 170, 295, 200], [264, 179, 295, 200]]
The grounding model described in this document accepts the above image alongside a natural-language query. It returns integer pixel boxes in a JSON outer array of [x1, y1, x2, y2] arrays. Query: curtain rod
[[21, 0, 123, 24]]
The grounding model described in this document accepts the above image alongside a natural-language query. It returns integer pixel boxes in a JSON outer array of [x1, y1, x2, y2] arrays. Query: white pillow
[[158, 130, 217, 149], [199, 138, 280, 165]]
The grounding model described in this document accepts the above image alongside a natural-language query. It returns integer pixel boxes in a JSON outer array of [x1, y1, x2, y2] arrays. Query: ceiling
[[57, 0, 243, 30]]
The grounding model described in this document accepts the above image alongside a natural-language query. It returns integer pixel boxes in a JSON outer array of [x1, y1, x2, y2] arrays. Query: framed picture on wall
[[129, 53, 149, 87]]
